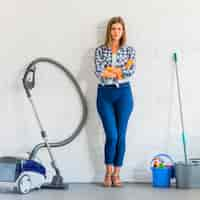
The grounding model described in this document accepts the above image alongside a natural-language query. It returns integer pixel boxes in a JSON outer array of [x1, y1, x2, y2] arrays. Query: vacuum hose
[[22, 58, 88, 160]]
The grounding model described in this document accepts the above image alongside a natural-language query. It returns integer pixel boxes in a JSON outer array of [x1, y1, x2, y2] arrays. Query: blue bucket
[[151, 153, 174, 188], [151, 166, 172, 187]]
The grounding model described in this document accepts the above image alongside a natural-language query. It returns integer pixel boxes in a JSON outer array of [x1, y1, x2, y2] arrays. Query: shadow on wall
[[76, 20, 107, 182]]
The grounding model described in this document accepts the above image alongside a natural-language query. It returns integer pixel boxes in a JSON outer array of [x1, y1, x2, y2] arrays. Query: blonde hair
[[104, 16, 127, 48]]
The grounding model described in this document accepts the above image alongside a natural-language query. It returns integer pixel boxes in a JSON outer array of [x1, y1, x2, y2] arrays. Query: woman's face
[[110, 23, 123, 42]]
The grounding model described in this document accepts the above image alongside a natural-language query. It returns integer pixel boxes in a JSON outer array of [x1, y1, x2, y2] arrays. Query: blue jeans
[[96, 82, 134, 167]]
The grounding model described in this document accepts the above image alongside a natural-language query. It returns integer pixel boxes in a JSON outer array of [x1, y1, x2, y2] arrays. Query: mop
[[173, 52, 188, 164], [173, 52, 200, 188]]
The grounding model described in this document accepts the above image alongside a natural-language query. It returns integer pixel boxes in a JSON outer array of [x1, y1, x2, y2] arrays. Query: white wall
[[0, 0, 200, 182]]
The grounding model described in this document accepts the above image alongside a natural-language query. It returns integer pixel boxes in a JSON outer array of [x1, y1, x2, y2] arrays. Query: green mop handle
[[173, 52, 188, 165]]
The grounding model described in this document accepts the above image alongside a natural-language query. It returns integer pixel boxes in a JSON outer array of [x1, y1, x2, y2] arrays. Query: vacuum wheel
[[17, 175, 32, 194]]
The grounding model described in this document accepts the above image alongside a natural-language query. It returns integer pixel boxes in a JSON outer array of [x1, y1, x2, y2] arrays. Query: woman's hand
[[101, 70, 116, 78], [112, 67, 123, 80], [101, 66, 123, 80], [107, 67, 122, 80], [125, 59, 134, 69]]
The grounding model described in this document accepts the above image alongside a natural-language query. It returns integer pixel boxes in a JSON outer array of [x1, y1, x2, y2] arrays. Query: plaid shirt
[[94, 45, 136, 85]]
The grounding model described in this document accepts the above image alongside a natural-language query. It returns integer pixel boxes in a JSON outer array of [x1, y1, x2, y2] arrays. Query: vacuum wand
[[29, 96, 63, 176], [22, 63, 67, 189], [173, 52, 188, 165]]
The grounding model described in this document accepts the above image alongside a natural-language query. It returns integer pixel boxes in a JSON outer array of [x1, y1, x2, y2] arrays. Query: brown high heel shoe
[[111, 174, 122, 187], [103, 173, 112, 187]]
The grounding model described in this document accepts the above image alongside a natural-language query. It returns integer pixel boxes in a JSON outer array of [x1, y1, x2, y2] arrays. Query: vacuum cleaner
[[173, 52, 200, 188], [0, 58, 88, 194]]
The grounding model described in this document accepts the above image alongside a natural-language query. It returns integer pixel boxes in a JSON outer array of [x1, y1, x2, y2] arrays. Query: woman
[[94, 16, 136, 187]]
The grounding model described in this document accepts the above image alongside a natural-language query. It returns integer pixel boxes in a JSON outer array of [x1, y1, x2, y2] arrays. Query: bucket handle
[[151, 153, 174, 166]]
